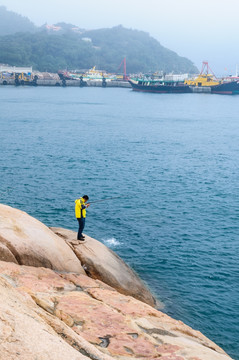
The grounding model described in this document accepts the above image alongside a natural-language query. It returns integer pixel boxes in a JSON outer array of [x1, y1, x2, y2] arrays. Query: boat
[[184, 73, 219, 87], [211, 80, 239, 95], [185, 61, 220, 87], [185, 61, 239, 94], [129, 78, 192, 94], [58, 67, 117, 82], [211, 65, 239, 94]]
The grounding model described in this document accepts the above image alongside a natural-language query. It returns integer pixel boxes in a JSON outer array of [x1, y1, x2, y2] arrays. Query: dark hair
[[82, 195, 89, 201]]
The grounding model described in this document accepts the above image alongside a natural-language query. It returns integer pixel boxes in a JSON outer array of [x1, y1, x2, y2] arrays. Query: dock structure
[[0, 77, 131, 88], [86, 80, 130, 88], [0, 65, 33, 86], [191, 86, 211, 93], [0, 64, 131, 88], [0, 79, 15, 85], [0, 79, 218, 92]]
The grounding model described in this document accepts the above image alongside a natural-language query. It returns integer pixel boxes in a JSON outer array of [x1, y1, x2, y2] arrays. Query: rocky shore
[[0, 204, 233, 360]]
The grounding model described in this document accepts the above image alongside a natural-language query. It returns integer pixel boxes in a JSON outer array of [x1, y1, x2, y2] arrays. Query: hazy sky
[[0, 0, 239, 75]]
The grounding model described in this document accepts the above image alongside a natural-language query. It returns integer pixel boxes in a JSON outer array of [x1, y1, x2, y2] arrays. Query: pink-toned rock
[[0, 204, 84, 273], [51, 227, 156, 307], [0, 261, 233, 360], [158, 357, 185, 360], [62, 272, 114, 290], [156, 344, 182, 355], [0, 267, 115, 360], [0, 202, 234, 360], [86, 287, 160, 318], [107, 333, 158, 357], [0, 276, 89, 360], [0, 261, 76, 293], [55, 292, 134, 340]]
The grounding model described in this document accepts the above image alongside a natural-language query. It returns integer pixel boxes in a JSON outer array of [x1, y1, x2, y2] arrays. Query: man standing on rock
[[75, 195, 90, 241]]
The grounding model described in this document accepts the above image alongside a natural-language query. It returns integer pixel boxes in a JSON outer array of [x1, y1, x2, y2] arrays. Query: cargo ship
[[211, 80, 239, 95], [185, 74, 239, 95], [129, 78, 192, 93], [185, 61, 239, 94]]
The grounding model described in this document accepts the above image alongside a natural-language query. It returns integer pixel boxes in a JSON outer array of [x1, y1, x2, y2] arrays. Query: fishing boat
[[129, 78, 192, 94], [184, 73, 219, 87], [211, 66, 239, 94], [185, 61, 220, 87], [211, 80, 239, 95], [185, 61, 239, 94], [58, 67, 117, 82]]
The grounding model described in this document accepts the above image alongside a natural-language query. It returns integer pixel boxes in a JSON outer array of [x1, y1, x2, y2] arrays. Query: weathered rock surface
[[0, 204, 84, 273], [0, 261, 232, 360], [51, 227, 156, 307], [0, 271, 115, 360], [0, 205, 233, 360], [0, 203, 156, 307]]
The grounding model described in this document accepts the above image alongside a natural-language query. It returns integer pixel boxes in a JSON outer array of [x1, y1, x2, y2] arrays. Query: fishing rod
[[88, 196, 127, 204]]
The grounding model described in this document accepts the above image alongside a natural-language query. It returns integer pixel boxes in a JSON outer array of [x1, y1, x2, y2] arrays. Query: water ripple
[[0, 87, 238, 359]]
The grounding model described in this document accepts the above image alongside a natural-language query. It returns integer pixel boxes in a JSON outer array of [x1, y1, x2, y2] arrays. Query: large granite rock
[[0, 204, 84, 274], [0, 204, 234, 359], [0, 271, 114, 360], [0, 203, 156, 307], [51, 227, 156, 307], [0, 261, 232, 360]]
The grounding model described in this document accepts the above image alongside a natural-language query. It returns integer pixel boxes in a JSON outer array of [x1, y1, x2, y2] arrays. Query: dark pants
[[77, 217, 85, 239]]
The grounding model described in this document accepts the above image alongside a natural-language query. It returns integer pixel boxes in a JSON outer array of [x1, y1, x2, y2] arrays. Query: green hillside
[[82, 26, 197, 73], [0, 7, 198, 74], [0, 6, 36, 36]]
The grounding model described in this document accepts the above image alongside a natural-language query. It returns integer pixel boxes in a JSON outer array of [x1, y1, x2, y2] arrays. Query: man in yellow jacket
[[75, 195, 90, 241]]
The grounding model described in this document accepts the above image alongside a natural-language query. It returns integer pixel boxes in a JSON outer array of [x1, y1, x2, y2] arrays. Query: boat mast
[[118, 57, 127, 80], [200, 61, 217, 78]]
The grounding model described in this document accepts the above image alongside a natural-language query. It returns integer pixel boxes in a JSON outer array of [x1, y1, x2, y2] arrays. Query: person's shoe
[[78, 236, 85, 241]]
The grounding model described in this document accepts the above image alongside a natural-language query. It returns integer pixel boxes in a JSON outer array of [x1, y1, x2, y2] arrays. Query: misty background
[[0, 0, 238, 75]]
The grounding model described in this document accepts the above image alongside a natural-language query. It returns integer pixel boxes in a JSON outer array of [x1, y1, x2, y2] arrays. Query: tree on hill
[[0, 24, 198, 74], [0, 6, 36, 36], [82, 25, 197, 73], [0, 32, 95, 72]]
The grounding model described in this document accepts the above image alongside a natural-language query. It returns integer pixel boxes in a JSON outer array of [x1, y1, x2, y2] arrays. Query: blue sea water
[[0, 86, 238, 359]]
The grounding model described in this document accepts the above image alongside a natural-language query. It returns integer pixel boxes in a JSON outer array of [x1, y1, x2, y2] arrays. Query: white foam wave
[[103, 237, 122, 246]]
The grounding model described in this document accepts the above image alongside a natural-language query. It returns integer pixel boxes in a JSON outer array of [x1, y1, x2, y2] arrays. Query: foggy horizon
[[0, 0, 239, 75]]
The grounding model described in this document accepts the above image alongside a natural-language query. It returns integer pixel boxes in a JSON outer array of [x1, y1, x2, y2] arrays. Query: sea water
[[0, 86, 238, 359]]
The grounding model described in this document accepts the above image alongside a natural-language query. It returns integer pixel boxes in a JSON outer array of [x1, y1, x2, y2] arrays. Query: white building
[[0, 65, 32, 74]]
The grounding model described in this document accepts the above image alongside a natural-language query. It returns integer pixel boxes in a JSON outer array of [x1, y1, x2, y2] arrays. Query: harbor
[[1, 62, 239, 94], [129, 62, 239, 95], [0, 64, 131, 88]]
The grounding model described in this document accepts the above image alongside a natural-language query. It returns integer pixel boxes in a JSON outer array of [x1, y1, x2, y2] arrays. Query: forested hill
[[82, 26, 198, 74], [0, 6, 36, 35], [0, 7, 198, 74]]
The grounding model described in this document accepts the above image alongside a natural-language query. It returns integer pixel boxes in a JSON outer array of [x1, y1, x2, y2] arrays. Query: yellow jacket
[[75, 198, 87, 218]]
